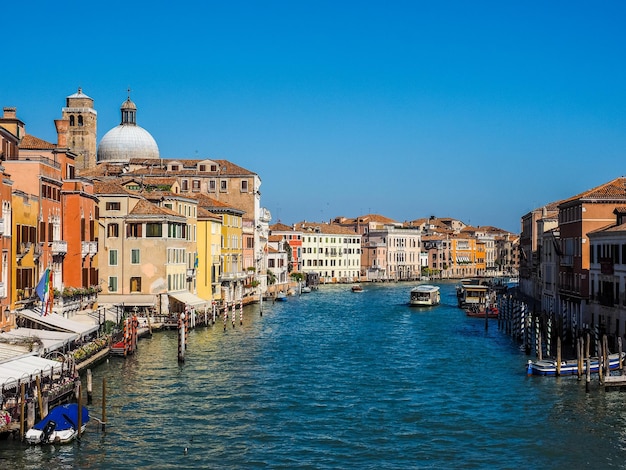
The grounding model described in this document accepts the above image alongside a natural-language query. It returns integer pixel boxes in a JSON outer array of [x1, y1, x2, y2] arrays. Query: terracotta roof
[[197, 207, 221, 221], [189, 193, 245, 215], [268, 234, 283, 242], [93, 180, 131, 195], [295, 221, 362, 236], [125, 157, 257, 176], [129, 198, 181, 218], [19, 134, 56, 150], [560, 177, 626, 206], [270, 222, 293, 232]]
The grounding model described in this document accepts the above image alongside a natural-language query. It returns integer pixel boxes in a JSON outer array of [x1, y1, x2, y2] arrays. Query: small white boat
[[527, 352, 626, 376], [301, 286, 312, 294], [409, 285, 441, 306], [351, 284, 364, 293], [25, 403, 89, 445], [274, 291, 287, 301]]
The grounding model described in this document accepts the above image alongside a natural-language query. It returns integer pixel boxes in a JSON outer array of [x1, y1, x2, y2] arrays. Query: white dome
[[97, 124, 160, 162]]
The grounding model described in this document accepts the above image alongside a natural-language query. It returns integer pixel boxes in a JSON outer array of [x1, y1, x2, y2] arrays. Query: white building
[[296, 222, 362, 283]]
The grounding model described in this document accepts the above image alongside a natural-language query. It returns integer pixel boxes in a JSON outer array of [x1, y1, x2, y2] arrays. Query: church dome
[[97, 96, 159, 163]]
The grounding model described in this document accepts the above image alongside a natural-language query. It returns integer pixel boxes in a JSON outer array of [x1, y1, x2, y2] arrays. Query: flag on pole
[[35, 268, 50, 316]]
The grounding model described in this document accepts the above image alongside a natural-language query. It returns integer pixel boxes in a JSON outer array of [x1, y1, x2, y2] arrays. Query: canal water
[[4, 282, 626, 469]]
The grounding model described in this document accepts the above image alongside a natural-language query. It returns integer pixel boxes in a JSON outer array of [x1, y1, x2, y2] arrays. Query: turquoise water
[[4, 282, 626, 469]]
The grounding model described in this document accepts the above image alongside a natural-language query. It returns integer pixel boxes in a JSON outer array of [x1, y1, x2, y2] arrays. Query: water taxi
[[409, 285, 441, 306], [351, 284, 364, 293]]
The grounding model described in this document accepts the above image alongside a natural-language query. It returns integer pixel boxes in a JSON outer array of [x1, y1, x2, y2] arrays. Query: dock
[[603, 374, 626, 390]]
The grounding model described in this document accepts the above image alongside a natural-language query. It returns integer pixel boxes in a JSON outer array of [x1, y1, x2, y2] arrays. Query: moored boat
[[465, 305, 499, 318], [274, 291, 287, 301], [527, 352, 626, 376], [351, 284, 364, 292], [409, 285, 440, 306], [25, 403, 89, 445]]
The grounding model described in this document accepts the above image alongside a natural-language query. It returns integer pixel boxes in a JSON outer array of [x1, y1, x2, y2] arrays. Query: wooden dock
[[603, 374, 626, 390]]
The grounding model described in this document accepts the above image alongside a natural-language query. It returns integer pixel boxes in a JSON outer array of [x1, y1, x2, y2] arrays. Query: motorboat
[[527, 352, 626, 376], [409, 285, 440, 306], [25, 403, 89, 444], [351, 284, 364, 292]]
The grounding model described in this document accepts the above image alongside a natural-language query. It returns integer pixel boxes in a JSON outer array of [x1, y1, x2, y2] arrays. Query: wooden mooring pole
[[102, 377, 107, 432], [77, 381, 83, 440], [19, 383, 25, 441], [556, 336, 562, 376], [586, 331, 591, 393], [87, 369, 93, 405], [178, 312, 186, 363]]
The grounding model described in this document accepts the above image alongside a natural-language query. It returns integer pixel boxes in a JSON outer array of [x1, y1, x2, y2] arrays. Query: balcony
[[89, 241, 98, 256], [52, 240, 68, 256], [81, 241, 90, 257], [33, 242, 43, 261], [16, 242, 32, 261]]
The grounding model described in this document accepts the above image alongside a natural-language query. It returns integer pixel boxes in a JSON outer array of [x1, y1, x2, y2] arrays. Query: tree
[[283, 240, 293, 273]]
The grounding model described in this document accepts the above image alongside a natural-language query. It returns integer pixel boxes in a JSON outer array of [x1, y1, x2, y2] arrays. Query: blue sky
[[3, 1, 625, 233]]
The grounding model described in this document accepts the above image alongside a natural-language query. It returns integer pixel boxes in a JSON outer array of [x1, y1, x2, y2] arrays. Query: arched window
[[78, 115, 84, 126], [69, 115, 75, 126]]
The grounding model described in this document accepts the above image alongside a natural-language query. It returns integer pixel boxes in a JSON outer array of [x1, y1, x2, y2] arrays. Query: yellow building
[[194, 195, 245, 306], [196, 206, 223, 303], [12, 190, 39, 308]]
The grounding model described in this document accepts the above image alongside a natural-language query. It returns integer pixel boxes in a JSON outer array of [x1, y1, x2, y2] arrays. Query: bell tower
[[62, 88, 97, 171]]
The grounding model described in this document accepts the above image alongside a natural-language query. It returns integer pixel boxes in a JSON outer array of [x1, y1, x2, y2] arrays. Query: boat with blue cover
[[25, 403, 89, 444]]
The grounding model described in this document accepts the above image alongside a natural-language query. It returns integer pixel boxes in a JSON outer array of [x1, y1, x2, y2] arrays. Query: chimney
[[54, 119, 69, 147], [3, 107, 16, 119]]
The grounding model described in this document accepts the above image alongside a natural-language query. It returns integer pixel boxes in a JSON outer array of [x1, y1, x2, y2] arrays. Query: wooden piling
[[102, 377, 107, 432], [598, 335, 604, 384], [602, 335, 611, 382], [87, 369, 93, 405], [619, 337, 624, 374], [36, 376, 44, 419], [178, 312, 186, 363], [77, 381, 83, 440], [26, 400, 35, 432], [577, 336, 583, 380], [556, 336, 561, 376], [19, 383, 25, 441], [586, 332, 591, 393]]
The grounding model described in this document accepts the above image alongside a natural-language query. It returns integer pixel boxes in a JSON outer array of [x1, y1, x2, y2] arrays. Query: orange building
[[0, 122, 16, 328]]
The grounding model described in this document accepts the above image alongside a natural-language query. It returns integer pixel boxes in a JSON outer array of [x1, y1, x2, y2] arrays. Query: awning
[[97, 294, 157, 307], [17, 310, 99, 337], [0, 355, 64, 389], [168, 291, 209, 308], [0, 328, 77, 354]]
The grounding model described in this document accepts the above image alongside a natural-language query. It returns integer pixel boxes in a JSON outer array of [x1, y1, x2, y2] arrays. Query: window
[[208, 180, 216, 192], [131, 249, 140, 264], [241, 180, 248, 192], [109, 249, 118, 266], [106, 202, 121, 211], [130, 277, 142, 292], [108, 277, 118, 292], [199, 164, 206, 172], [210, 164, 217, 172], [146, 223, 162, 237], [181, 179, 189, 191], [107, 223, 119, 238], [78, 115, 83, 126], [70, 115, 75, 126], [127, 223, 142, 238], [192, 180, 201, 192], [220, 179, 227, 192]]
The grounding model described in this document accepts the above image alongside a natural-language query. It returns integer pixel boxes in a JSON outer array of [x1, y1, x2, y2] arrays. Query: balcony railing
[[52, 240, 68, 255]]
